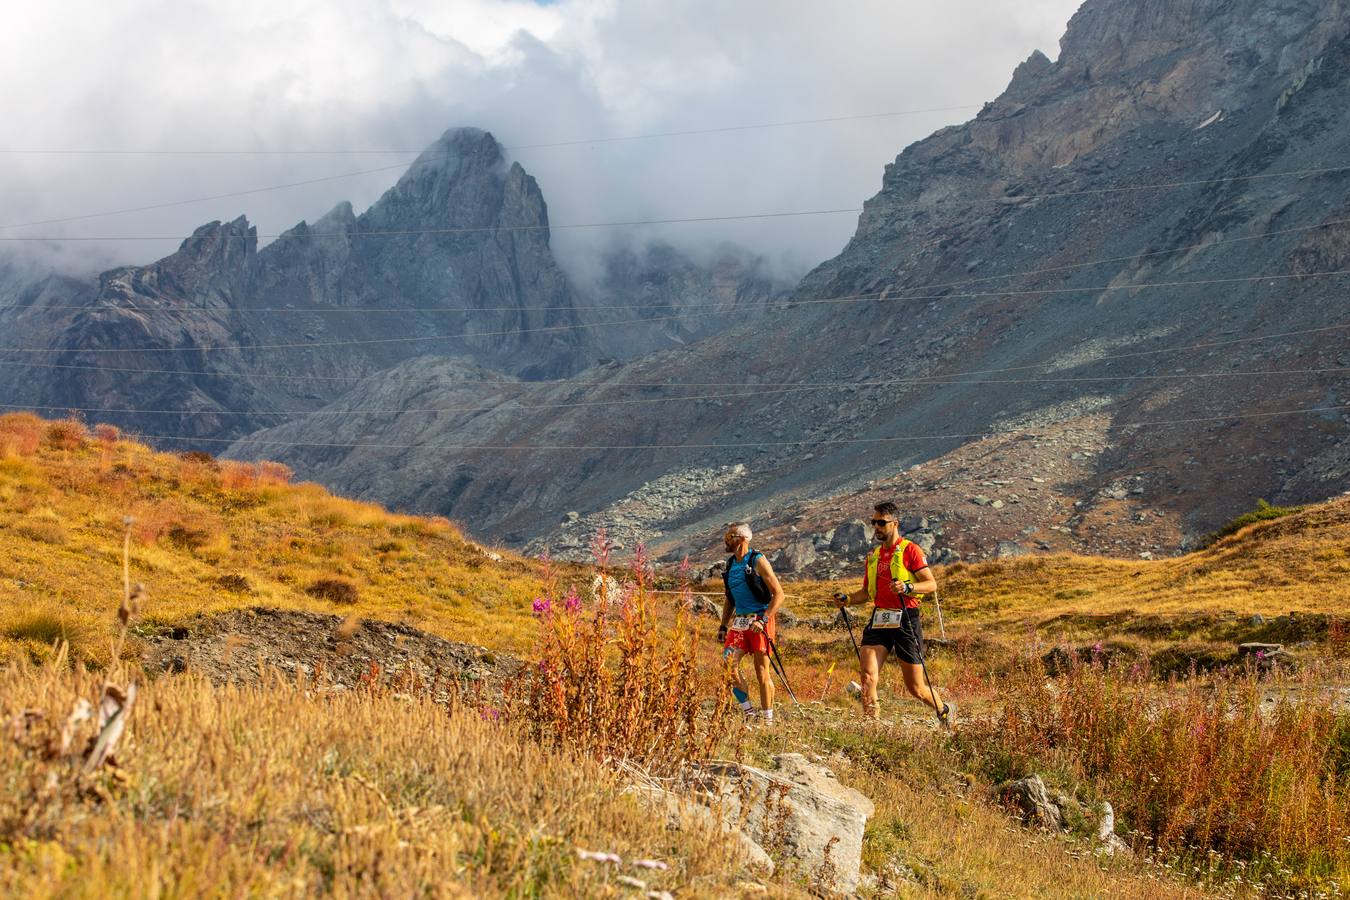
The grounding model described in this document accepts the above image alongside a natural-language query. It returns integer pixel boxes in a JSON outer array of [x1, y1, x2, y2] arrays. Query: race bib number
[[871, 609, 907, 629], [730, 614, 759, 631]]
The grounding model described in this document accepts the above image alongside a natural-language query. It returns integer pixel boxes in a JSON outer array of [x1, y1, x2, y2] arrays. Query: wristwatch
[[900, 581, 914, 595]]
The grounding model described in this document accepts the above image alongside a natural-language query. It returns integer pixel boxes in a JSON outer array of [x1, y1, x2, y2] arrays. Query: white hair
[[726, 522, 753, 540]]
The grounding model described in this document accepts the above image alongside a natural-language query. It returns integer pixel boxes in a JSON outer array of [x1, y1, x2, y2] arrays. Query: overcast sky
[[0, 0, 1083, 286]]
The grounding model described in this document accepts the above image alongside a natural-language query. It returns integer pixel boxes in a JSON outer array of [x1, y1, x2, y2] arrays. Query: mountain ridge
[[229, 0, 1350, 564]]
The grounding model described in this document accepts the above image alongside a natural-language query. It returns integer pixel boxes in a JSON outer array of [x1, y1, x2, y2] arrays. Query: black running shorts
[[860, 607, 924, 665]]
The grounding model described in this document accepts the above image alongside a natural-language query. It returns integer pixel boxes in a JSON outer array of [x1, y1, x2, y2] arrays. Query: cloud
[[0, 0, 1082, 285]]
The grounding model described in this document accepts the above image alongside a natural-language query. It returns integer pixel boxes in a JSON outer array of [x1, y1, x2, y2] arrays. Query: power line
[[3, 267, 1348, 354], [4, 162, 1348, 239], [6, 365, 1345, 420], [1, 322, 1345, 386], [115, 403, 1350, 453], [0, 205, 861, 237], [0, 106, 983, 157]]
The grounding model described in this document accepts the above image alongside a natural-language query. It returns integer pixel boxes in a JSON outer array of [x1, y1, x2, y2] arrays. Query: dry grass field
[[3, 414, 1348, 896]]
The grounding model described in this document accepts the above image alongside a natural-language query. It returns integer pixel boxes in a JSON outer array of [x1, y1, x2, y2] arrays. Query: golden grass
[[743, 712, 1213, 899], [0, 660, 765, 898], [0, 415, 552, 667]]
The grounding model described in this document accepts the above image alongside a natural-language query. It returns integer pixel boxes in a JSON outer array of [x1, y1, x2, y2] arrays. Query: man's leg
[[751, 650, 775, 719], [724, 648, 755, 715], [898, 661, 942, 713], [859, 645, 889, 719]]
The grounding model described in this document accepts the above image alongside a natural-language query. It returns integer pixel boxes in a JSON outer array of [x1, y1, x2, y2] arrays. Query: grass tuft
[[306, 578, 359, 605], [1205, 498, 1306, 547]]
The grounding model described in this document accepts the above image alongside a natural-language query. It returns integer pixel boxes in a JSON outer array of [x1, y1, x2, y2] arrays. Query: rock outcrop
[[635, 753, 875, 896]]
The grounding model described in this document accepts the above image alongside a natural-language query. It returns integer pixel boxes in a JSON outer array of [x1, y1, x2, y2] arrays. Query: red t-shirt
[[864, 540, 929, 610]]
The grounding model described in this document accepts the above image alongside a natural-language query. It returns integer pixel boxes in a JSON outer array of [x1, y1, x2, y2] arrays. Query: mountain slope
[[233, 0, 1350, 559]]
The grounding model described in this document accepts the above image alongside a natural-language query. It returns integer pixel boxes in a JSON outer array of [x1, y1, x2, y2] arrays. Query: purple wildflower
[[1255, 650, 1266, 661], [532, 596, 552, 617], [564, 586, 583, 613], [480, 706, 501, 723]]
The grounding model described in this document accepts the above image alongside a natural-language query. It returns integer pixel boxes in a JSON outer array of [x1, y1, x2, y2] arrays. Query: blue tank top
[[727, 550, 768, 614]]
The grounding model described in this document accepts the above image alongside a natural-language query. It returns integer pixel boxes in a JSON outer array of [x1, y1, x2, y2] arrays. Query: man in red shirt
[[833, 501, 953, 726]]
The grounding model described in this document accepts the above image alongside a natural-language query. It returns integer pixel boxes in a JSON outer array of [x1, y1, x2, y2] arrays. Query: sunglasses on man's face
[[870, 519, 893, 527]]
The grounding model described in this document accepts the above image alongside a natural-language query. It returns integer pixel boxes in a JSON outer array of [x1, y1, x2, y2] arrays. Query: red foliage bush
[[45, 419, 87, 451]]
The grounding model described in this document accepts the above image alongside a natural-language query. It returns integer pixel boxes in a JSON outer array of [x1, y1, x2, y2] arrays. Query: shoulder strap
[[892, 539, 907, 577]]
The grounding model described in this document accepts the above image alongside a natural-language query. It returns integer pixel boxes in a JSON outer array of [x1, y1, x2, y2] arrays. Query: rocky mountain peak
[[174, 215, 256, 270], [363, 127, 521, 229], [313, 200, 356, 233], [1057, 0, 1345, 76]]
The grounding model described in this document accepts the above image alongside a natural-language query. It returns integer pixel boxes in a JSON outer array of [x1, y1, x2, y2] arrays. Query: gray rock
[[829, 521, 871, 557], [685, 754, 874, 895], [1000, 774, 1062, 829], [627, 784, 774, 875], [1096, 801, 1131, 857], [899, 515, 929, 534], [911, 532, 937, 557], [775, 539, 819, 573]]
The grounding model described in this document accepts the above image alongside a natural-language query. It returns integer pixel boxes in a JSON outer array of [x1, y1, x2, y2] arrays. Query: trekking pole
[[933, 586, 947, 640], [838, 602, 862, 662], [765, 636, 799, 705], [904, 610, 947, 726]]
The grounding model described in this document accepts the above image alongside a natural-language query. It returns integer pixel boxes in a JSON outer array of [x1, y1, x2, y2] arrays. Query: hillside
[[0, 412, 548, 668]]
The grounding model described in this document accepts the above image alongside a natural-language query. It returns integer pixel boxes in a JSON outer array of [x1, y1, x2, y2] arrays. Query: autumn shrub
[[218, 461, 259, 491], [93, 423, 121, 445], [0, 413, 45, 457], [1204, 499, 1305, 547], [257, 460, 293, 485], [165, 523, 215, 552], [523, 542, 733, 776], [962, 659, 1350, 890], [215, 573, 253, 594], [306, 578, 359, 605], [44, 418, 87, 451]]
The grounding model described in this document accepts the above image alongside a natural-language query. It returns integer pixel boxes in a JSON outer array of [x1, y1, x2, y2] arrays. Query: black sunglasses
[[870, 518, 893, 527]]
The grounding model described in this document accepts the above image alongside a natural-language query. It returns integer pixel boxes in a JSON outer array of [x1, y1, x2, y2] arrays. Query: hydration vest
[[865, 538, 924, 601]]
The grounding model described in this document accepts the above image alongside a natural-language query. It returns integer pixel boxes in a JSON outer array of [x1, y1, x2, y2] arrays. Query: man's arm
[[719, 591, 734, 632], [754, 556, 786, 630], [908, 565, 938, 596]]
